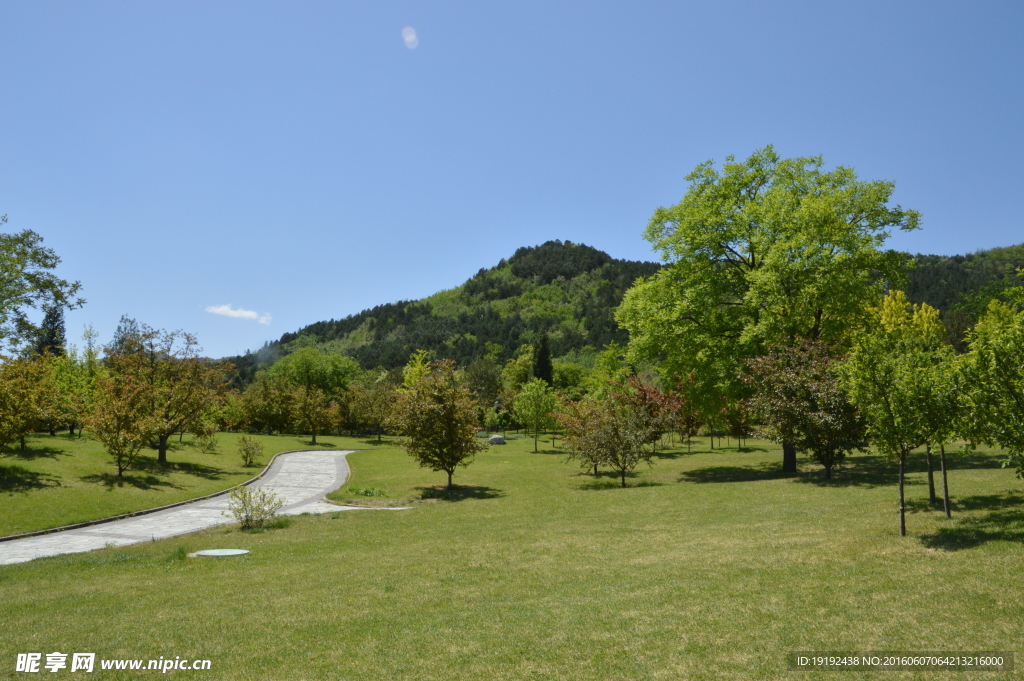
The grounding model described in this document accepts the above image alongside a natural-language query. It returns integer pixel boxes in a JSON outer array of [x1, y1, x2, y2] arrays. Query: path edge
[[0, 448, 361, 544]]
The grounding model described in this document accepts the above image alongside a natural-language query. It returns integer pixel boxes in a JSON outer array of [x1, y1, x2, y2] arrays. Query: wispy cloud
[[205, 304, 272, 325], [402, 27, 418, 49]]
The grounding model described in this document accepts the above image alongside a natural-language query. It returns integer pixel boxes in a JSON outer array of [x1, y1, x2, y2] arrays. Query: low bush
[[237, 436, 264, 467], [225, 486, 284, 530]]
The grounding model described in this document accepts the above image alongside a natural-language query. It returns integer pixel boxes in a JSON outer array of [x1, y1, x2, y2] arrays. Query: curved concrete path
[[0, 449, 405, 566]]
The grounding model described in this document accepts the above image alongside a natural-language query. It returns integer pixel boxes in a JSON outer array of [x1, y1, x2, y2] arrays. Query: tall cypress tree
[[531, 333, 554, 386], [34, 305, 66, 356]]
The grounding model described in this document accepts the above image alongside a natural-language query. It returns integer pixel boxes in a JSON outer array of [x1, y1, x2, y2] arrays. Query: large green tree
[[269, 347, 359, 444], [106, 327, 230, 463], [617, 146, 919, 472], [0, 216, 84, 350]]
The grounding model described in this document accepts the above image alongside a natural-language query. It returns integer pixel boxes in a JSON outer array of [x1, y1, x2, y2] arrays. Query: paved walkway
[[0, 449, 406, 566]]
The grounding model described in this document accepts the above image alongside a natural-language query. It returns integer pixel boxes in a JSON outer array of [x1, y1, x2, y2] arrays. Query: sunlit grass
[[0, 432, 344, 536], [3, 433, 1020, 679]]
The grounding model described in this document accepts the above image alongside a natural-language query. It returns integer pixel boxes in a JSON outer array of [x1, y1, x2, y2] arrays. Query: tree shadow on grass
[[131, 456, 228, 481], [577, 478, 664, 491], [80, 472, 181, 491], [0, 464, 61, 492], [1, 445, 68, 461], [679, 461, 797, 484], [920, 493, 1024, 551], [417, 485, 504, 502]]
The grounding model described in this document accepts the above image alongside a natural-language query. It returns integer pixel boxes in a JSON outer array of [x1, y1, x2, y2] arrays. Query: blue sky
[[1, 1, 1021, 358]]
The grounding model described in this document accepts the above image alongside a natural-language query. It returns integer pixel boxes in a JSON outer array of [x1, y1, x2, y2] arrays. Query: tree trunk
[[311, 430, 317, 445], [782, 442, 797, 473], [158, 433, 169, 464], [593, 462, 599, 476], [20, 435, 25, 450], [534, 429, 539, 453], [377, 426, 382, 443], [447, 470, 453, 489], [49, 428, 56, 436], [940, 444, 951, 518], [620, 470, 626, 488], [824, 462, 832, 480], [179, 431, 184, 442], [898, 456, 906, 537], [925, 444, 937, 504]]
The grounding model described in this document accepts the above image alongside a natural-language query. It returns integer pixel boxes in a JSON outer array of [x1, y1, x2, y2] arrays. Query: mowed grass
[[2, 434, 1023, 680], [0, 432, 338, 536]]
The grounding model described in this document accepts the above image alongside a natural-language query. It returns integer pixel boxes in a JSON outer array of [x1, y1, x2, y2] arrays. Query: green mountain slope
[[905, 243, 1024, 311], [226, 240, 1024, 385], [229, 241, 660, 383]]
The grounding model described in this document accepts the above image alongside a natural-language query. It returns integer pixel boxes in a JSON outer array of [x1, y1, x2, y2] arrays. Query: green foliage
[[390, 360, 487, 488], [618, 146, 918, 426], [840, 291, 950, 535], [87, 373, 163, 476], [961, 300, 1024, 476], [531, 333, 553, 386], [226, 241, 660, 378], [225, 485, 285, 530], [237, 435, 264, 467], [347, 486, 386, 497], [0, 216, 84, 350], [744, 341, 866, 479], [513, 378, 558, 452], [0, 355, 54, 450], [558, 390, 659, 487]]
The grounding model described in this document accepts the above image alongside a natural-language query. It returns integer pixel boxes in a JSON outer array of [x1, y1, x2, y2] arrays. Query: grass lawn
[[2, 433, 1022, 679], [0, 432, 337, 536]]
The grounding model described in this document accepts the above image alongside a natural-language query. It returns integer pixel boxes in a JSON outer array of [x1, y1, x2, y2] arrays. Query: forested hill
[[225, 239, 1024, 384], [904, 242, 1024, 311], [228, 240, 661, 382]]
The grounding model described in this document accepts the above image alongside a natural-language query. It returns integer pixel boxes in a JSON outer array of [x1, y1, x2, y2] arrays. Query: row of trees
[[612, 146, 1024, 536]]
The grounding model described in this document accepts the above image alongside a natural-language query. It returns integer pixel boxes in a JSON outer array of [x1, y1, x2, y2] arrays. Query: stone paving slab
[[0, 449, 408, 566]]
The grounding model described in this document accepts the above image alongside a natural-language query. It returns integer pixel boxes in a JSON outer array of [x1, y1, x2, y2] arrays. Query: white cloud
[[402, 27, 418, 49], [205, 304, 272, 325]]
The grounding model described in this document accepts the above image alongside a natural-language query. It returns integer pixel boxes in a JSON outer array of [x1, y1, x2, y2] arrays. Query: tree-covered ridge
[[905, 243, 1024, 312], [230, 241, 660, 381]]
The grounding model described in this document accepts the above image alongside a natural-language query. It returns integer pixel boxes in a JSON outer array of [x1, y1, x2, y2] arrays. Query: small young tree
[[0, 355, 53, 450], [390, 360, 487, 489], [514, 378, 558, 452], [840, 291, 944, 536], [962, 299, 1024, 478], [353, 372, 398, 441], [87, 374, 162, 476], [560, 394, 656, 487], [237, 435, 264, 467], [744, 341, 867, 479]]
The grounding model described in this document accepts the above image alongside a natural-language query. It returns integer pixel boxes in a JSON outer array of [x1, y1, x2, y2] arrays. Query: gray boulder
[[489, 434, 506, 445]]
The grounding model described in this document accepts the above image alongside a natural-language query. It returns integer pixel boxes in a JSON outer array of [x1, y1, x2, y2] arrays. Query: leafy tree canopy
[[0, 216, 84, 350], [618, 145, 919, 412]]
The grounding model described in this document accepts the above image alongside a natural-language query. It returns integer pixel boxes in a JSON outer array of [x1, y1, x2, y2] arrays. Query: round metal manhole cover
[[194, 549, 249, 557]]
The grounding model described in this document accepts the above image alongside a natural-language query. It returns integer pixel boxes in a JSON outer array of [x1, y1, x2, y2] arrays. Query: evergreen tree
[[531, 333, 554, 386], [34, 305, 66, 356]]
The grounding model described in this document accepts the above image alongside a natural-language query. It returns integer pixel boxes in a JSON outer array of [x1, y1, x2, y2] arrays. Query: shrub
[[237, 435, 264, 467], [194, 435, 219, 455], [347, 486, 386, 497], [225, 486, 284, 530]]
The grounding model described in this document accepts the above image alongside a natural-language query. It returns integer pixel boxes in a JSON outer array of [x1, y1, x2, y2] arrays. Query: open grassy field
[[2, 433, 1022, 679], [0, 432, 333, 536]]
